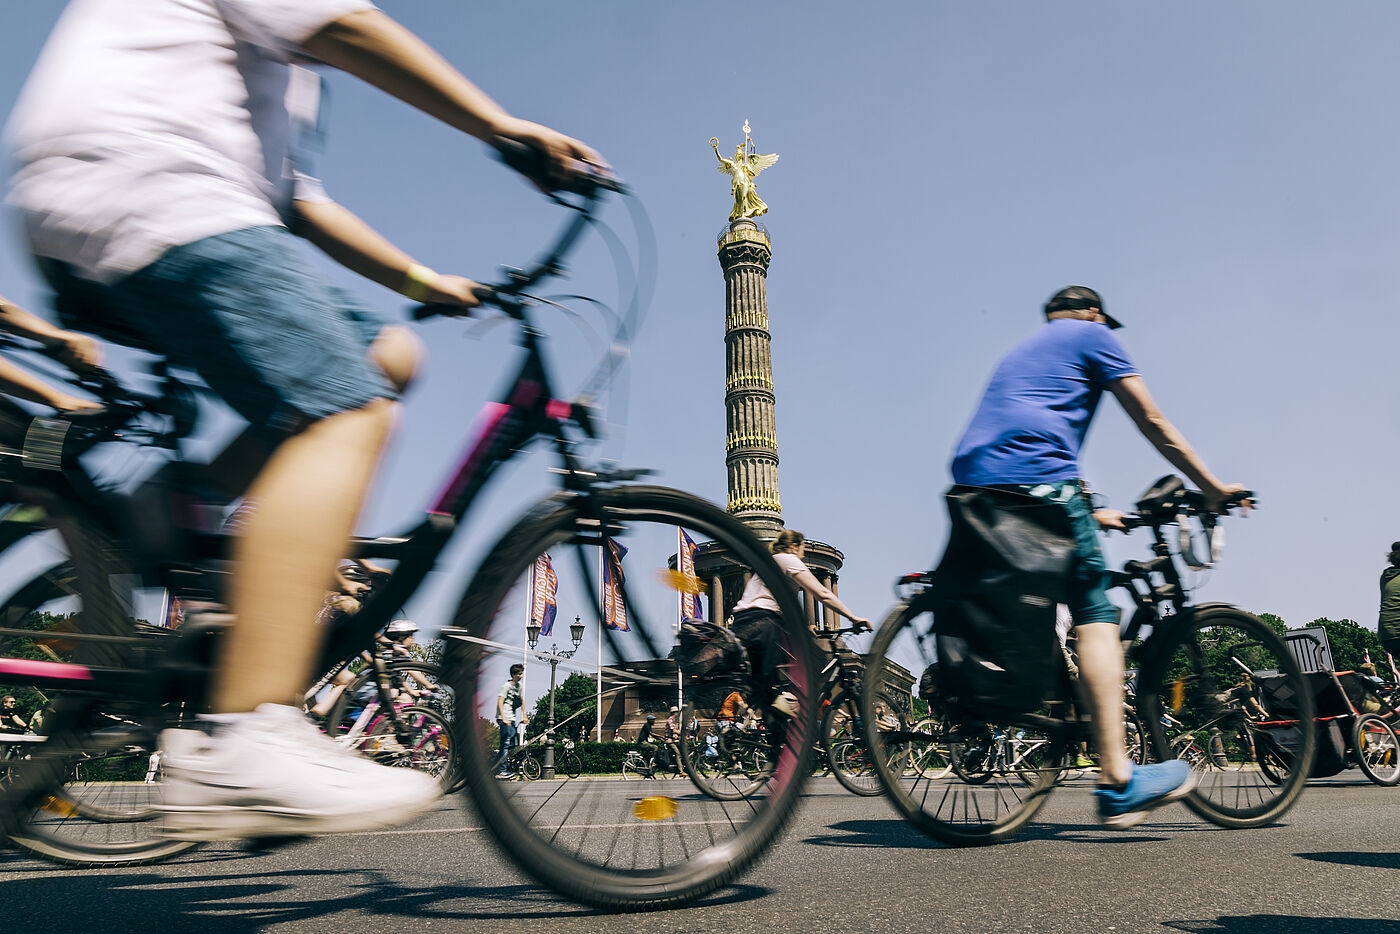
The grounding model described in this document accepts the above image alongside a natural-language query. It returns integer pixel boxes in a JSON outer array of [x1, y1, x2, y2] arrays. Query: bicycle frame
[[0, 192, 628, 706]]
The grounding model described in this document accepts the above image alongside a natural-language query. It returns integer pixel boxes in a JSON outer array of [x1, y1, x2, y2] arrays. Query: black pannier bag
[[932, 485, 1077, 717], [674, 618, 748, 681]]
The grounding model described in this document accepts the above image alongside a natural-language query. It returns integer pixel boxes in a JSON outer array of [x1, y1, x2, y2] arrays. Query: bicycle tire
[[364, 705, 456, 788], [0, 498, 199, 867], [1256, 735, 1291, 786], [620, 755, 641, 781], [823, 689, 892, 796], [678, 698, 769, 801], [443, 485, 819, 911], [559, 749, 583, 780], [860, 591, 1065, 846], [322, 660, 451, 739], [906, 718, 953, 780], [1353, 714, 1400, 786], [1136, 606, 1316, 828], [518, 753, 542, 782]]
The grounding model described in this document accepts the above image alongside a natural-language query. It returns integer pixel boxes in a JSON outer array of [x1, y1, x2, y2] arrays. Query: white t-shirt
[[732, 552, 808, 615], [4, 0, 373, 284]]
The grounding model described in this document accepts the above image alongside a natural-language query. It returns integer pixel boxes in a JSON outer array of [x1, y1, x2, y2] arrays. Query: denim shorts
[[1011, 480, 1120, 627], [42, 226, 394, 440]]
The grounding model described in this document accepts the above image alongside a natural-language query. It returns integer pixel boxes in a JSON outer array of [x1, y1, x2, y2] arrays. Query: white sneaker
[[158, 703, 441, 841]]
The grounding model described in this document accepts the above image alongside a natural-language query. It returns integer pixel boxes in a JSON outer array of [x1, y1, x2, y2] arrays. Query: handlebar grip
[[411, 286, 502, 321], [491, 137, 624, 196]]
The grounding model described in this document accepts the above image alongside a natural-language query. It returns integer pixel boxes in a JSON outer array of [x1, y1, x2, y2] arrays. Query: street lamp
[[529, 614, 585, 779]]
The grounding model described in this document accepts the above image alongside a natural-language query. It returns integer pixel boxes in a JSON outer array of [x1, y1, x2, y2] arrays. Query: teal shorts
[[1010, 480, 1119, 627]]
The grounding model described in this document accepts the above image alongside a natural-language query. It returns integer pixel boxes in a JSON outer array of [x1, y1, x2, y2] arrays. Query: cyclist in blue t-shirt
[[951, 285, 1251, 829]]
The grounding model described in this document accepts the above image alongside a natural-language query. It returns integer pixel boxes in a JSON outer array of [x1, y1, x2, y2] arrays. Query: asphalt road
[[4, 773, 1399, 934]]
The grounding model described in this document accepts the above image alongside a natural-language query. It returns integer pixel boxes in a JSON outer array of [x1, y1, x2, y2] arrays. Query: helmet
[[386, 619, 419, 638]]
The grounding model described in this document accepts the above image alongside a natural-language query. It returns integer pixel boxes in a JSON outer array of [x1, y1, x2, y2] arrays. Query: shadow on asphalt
[[1295, 850, 1400, 870], [1163, 915, 1400, 933], [802, 816, 1255, 850], [801, 818, 943, 849], [0, 864, 771, 931]]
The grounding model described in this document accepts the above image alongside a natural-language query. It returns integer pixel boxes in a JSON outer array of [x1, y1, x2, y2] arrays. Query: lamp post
[[527, 614, 586, 779]]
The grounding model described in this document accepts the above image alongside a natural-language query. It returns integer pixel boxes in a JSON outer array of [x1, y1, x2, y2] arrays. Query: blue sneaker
[[1094, 760, 1198, 829]]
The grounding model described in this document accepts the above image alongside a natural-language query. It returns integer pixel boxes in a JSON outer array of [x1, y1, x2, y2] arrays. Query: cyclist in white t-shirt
[[4, 0, 605, 842], [730, 529, 869, 715]]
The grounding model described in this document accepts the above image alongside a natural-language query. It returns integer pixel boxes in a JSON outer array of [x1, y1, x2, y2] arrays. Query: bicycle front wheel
[[860, 591, 1065, 846], [1136, 606, 1316, 828], [1353, 715, 1400, 786], [443, 485, 819, 910], [0, 499, 198, 867]]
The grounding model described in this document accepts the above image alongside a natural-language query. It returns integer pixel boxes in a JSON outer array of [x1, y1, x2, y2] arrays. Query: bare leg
[[209, 398, 396, 713], [1074, 621, 1133, 787], [201, 327, 421, 500]]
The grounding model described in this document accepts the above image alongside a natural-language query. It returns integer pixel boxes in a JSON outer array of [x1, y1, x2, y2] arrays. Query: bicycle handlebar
[[411, 140, 623, 323]]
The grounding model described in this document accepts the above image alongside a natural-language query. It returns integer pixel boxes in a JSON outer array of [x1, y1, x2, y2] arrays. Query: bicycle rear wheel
[[0, 495, 198, 866], [1136, 606, 1315, 828], [1353, 714, 1400, 786], [823, 689, 899, 796], [860, 592, 1066, 846], [443, 485, 819, 910], [322, 661, 452, 737], [678, 696, 770, 801], [364, 705, 456, 788]]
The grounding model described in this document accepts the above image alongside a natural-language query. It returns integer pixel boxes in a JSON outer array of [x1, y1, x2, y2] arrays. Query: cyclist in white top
[[730, 529, 869, 714], [5, 0, 605, 842]]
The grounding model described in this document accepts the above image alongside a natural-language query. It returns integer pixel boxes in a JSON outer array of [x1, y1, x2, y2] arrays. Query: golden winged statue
[[711, 123, 779, 222]]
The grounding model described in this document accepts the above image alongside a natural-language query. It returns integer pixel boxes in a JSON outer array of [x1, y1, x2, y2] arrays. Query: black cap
[[1044, 286, 1122, 329]]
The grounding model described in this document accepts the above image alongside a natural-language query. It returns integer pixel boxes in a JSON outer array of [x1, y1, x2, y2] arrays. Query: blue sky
[[2, 1, 1397, 658]]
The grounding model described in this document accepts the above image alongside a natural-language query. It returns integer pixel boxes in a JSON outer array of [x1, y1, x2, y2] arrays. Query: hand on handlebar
[[46, 331, 103, 374], [417, 273, 484, 315], [1092, 509, 1130, 533], [1205, 483, 1253, 516], [496, 121, 613, 195]]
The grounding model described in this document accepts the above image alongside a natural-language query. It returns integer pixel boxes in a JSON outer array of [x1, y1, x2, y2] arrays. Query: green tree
[[1254, 613, 1288, 636], [526, 671, 597, 741]]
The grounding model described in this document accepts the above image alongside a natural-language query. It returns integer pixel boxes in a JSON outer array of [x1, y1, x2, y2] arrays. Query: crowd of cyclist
[[0, 0, 1368, 860]]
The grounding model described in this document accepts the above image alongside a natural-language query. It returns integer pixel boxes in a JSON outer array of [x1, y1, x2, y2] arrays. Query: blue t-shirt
[[951, 319, 1138, 485]]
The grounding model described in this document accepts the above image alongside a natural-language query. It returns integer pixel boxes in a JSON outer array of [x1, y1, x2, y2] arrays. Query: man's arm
[[1108, 375, 1247, 511], [301, 10, 603, 187]]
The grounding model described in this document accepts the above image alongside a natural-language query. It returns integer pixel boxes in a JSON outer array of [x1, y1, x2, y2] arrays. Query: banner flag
[[603, 538, 629, 631], [678, 528, 704, 621], [531, 553, 558, 636]]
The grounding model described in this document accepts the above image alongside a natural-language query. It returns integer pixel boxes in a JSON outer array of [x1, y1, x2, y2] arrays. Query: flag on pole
[[602, 538, 629, 631], [530, 553, 558, 636], [677, 528, 703, 621]]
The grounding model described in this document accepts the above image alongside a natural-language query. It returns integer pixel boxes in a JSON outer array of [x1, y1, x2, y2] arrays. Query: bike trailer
[[1254, 670, 1356, 778]]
